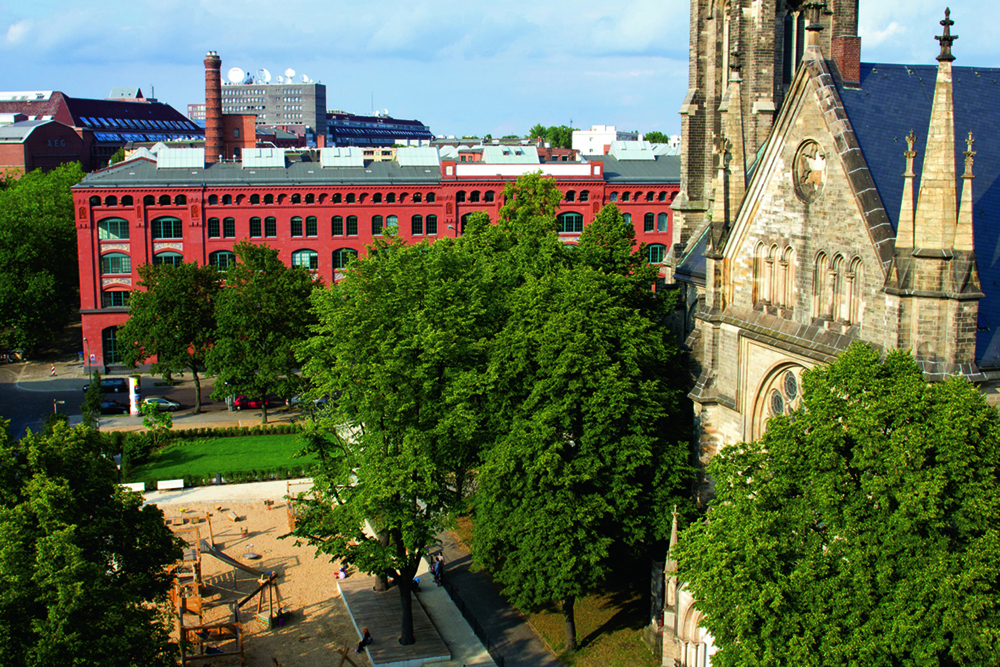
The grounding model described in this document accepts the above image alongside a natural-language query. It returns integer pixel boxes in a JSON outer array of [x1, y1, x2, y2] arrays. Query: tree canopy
[[117, 261, 222, 413], [206, 242, 321, 424], [0, 420, 181, 666], [644, 130, 671, 144], [676, 343, 1000, 667], [0, 163, 84, 352], [528, 124, 576, 148]]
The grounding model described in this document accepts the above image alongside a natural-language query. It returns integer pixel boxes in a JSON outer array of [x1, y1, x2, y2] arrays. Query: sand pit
[[161, 500, 362, 666]]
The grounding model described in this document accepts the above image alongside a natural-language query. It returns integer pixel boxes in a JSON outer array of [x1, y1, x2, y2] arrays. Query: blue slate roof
[[836, 62, 1000, 366]]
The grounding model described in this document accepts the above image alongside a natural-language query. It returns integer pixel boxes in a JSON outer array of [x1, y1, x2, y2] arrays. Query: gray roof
[[0, 119, 54, 143], [75, 157, 443, 188], [586, 154, 680, 183]]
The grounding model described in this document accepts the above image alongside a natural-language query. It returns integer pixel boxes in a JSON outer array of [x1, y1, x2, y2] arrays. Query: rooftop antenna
[[277, 75, 285, 83], [227, 66, 244, 84], [259, 68, 271, 83], [284, 68, 296, 80], [301, 74, 309, 83]]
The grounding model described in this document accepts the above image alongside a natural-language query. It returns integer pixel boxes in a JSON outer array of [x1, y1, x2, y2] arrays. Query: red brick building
[[72, 142, 678, 369]]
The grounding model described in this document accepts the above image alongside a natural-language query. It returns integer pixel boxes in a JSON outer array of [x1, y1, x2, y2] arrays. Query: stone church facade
[[658, 1, 1000, 665]]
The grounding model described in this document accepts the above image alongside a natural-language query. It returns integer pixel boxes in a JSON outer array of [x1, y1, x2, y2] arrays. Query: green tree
[[207, 242, 321, 424], [139, 401, 173, 450], [117, 261, 222, 413], [108, 147, 126, 164], [528, 123, 548, 140], [676, 343, 1000, 667], [292, 232, 504, 644], [0, 420, 182, 666], [81, 370, 103, 429], [0, 163, 84, 352], [545, 125, 575, 149], [644, 130, 670, 144]]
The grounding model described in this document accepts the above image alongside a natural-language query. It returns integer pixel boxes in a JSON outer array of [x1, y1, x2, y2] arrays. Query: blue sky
[[1, 1, 995, 138]]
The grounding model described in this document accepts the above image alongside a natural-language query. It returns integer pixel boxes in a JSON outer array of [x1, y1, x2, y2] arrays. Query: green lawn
[[130, 434, 316, 484]]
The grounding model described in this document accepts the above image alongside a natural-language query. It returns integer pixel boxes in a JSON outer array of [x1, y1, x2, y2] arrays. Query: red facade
[[74, 163, 677, 368]]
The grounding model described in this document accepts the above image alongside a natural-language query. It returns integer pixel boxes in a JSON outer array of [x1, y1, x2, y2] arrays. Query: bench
[[157, 479, 185, 492], [120, 482, 146, 493]]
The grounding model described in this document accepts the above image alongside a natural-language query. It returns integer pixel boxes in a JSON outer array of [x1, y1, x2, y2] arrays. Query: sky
[[1, 1, 996, 139]]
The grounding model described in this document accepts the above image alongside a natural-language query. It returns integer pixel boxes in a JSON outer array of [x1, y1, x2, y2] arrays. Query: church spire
[[955, 131, 976, 252], [912, 9, 959, 249], [896, 130, 918, 248]]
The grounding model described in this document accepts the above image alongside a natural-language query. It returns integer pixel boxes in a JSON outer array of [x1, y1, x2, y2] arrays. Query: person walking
[[433, 554, 444, 586]]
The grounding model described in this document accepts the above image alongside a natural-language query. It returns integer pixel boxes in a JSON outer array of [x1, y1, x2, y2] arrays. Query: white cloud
[[860, 20, 905, 48], [3, 19, 32, 45]]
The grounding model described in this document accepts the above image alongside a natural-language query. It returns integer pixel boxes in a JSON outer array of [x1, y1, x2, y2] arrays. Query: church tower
[[671, 0, 860, 265]]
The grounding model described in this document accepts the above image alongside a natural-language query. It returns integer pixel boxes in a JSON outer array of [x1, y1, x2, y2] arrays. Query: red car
[[233, 395, 270, 410]]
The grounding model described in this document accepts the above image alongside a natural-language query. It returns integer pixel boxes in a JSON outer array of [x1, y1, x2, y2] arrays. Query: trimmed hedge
[[169, 422, 303, 440]]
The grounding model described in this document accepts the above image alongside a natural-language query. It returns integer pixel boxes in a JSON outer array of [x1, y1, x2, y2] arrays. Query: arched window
[[102, 326, 120, 365], [306, 216, 318, 236], [359, 193, 368, 204], [644, 212, 655, 233], [657, 212, 668, 233], [332, 193, 342, 204], [346, 216, 358, 236], [250, 194, 260, 205], [645, 191, 655, 202], [100, 253, 131, 275], [208, 218, 220, 238], [291, 216, 303, 237], [223, 217, 236, 238], [332, 216, 344, 236], [426, 215, 438, 235], [153, 252, 183, 267], [372, 193, 382, 204], [848, 257, 863, 324], [265, 217, 277, 237], [386, 193, 396, 204], [222, 194, 232, 205], [658, 191, 668, 202], [767, 245, 779, 304], [101, 290, 130, 308], [813, 252, 829, 318], [460, 213, 472, 235], [753, 243, 766, 305], [151, 217, 182, 239], [208, 194, 219, 205], [121, 195, 133, 207], [557, 212, 584, 233], [831, 255, 845, 321], [565, 190, 575, 203], [89, 195, 101, 206], [609, 192, 618, 203], [386, 215, 398, 232], [426, 192, 436, 203], [346, 193, 356, 204], [399, 193, 408, 203], [333, 248, 358, 270], [647, 244, 667, 264], [413, 193, 422, 203], [249, 217, 262, 238], [291, 249, 319, 270], [175, 194, 187, 205], [484, 190, 495, 203], [291, 193, 302, 204], [209, 251, 236, 271], [622, 192, 631, 202], [470, 191, 481, 203], [372, 215, 384, 236], [456, 191, 466, 203], [411, 215, 423, 235], [143, 195, 155, 206], [158, 195, 171, 206], [623, 212, 632, 224], [579, 190, 589, 203], [98, 218, 129, 241], [264, 194, 274, 204], [781, 247, 796, 310], [305, 193, 315, 204], [104, 195, 118, 207]]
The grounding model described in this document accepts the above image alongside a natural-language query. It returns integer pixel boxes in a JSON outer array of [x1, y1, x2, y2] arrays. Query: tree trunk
[[397, 577, 416, 645], [261, 401, 268, 425], [192, 367, 202, 414], [373, 531, 392, 592], [562, 596, 578, 651]]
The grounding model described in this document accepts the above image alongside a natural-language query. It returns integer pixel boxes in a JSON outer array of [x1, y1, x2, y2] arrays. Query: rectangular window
[[291, 217, 303, 237], [372, 215, 383, 236], [98, 218, 129, 240], [100, 254, 131, 275], [151, 218, 183, 239], [208, 218, 220, 238], [250, 217, 262, 238], [265, 217, 277, 237], [332, 216, 343, 236], [426, 215, 438, 236], [306, 216, 317, 236], [347, 216, 358, 236], [411, 215, 423, 236], [223, 217, 236, 238], [101, 291, 130, 308], [644, 213, 654, 233]]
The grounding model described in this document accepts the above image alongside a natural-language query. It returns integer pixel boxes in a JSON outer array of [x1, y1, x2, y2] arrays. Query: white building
[[572, 125, 641, 155]]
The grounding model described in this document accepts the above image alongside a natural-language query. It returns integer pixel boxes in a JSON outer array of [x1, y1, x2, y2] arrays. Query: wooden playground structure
[[168, 513, 285, 666]]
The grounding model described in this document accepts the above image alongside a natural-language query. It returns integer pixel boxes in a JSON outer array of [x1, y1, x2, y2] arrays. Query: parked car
[[233, 395, 270, 410], [82, 377, 128, 393], [99, 400, 129, 415], [143, 396, 181, 412]]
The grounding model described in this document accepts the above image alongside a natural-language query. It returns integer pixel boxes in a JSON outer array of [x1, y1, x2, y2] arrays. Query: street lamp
[[83, 337, 91, 377], [53, 399, 64, 414]]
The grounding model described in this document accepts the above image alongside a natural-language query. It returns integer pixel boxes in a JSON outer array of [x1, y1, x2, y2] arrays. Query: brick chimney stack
[[204, 51, 223, 164], [832, 36, 861, 86]]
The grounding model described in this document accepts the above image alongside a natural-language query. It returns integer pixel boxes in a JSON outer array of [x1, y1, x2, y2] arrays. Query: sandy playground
[[161, 499, 362, 667]]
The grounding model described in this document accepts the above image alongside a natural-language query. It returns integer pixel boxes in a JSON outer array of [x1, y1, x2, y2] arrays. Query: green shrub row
[[177, 464, 313, 489], [170, 422, 303, 439]]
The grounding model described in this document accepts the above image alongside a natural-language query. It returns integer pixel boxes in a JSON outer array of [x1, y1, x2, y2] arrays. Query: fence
[[442, 579, 511, 667]]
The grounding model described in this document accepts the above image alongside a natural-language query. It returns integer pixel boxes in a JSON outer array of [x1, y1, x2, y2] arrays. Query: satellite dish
[[277, 75, 284, 83], [227, 67, 244, 84], [284, 68, 295, 79], [300, 74, 308, 83], [259, 68, 271, 83]]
